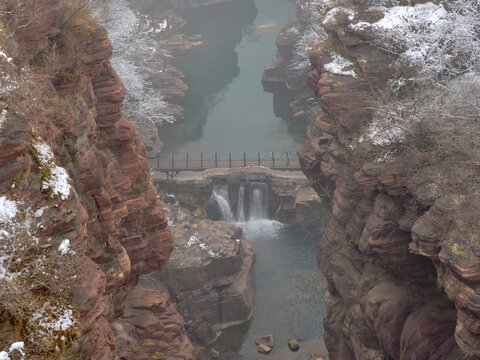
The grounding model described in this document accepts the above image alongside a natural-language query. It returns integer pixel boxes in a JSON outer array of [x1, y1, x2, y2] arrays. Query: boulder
[[157, 208, 255, 337], [255, 333, 275, 348], [288, 339, 300, 351], [258, 344, 272, 354]]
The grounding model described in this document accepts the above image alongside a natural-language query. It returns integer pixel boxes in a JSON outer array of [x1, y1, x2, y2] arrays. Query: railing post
[[243, 152, 246, 167], [157, 152, 160, 169], [200, 152, 203, 169], [258, 152, 260, 166], [229, 152, 232, 168], [186, 152, 189, 169], [272, 152, 275, 167], [171, 152, 175, 169], [286, 152, 289, 168], [215, 152, 218, 168]]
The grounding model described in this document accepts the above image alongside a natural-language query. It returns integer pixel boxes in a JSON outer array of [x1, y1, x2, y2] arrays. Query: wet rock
[[258, 344, 273, 354], [255, 333, 275, 348], [288, 339, 300, 351]]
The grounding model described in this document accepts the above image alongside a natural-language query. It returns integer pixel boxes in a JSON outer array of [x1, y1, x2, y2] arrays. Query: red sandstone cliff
[[299, 1, 480, 359], [0, 1, 195, 358]]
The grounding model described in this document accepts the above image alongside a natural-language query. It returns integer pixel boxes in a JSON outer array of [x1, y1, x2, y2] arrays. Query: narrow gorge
[[0, 0, 479, 359]]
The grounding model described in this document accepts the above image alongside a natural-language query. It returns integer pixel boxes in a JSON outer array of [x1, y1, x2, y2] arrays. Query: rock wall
[[154, 207, 255, 346], [262, 0, 326, 142], [0, 1, 195, 358], [299, 1, 479, 359]]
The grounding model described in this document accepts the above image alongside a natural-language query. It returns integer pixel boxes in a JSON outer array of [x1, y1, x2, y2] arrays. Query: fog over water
[[159, 0, 302, 157]]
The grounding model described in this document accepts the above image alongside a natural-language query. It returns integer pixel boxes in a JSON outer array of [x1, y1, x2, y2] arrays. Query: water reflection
[[159, 0, 301, 155], [160, 0, 258, 152]]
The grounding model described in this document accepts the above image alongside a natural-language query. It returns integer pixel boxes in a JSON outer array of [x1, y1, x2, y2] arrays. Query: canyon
[[0, 0, 479, 359], [0, 0, 324, 358]]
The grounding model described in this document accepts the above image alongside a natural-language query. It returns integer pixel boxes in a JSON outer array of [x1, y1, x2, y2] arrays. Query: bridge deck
[[147, 152, 302, 172]]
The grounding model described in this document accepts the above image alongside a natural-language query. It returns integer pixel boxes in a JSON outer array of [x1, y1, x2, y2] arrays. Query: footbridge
[[148, 151, 302, 172]]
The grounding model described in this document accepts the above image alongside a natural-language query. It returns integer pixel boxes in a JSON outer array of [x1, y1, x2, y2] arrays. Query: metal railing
[[148, 152, 302, 172]]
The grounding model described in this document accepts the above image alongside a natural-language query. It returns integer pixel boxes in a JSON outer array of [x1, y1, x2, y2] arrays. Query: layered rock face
[[299, 1, 480, 359], [0, 1, 195, 358], [155, 206, 255, 346]]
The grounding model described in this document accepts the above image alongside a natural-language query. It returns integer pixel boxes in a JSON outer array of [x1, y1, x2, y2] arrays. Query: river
[[159, 0, 303, 157], [151, 0, 327, 357]]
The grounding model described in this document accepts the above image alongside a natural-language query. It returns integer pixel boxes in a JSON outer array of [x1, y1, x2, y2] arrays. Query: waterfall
[[164, 182, 179, 206], [211, 183, 234, 222], [208, 181, 283, 238], [248, 182, 269, 220], [237, 183, 246, 222]]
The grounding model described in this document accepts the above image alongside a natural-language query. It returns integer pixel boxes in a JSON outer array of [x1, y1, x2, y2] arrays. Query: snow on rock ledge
[[33, 142, 71, 201]]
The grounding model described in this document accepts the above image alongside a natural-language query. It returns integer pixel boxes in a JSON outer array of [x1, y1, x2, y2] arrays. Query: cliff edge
[[0, 1, 194, 358], [300, 0, 480, 358]]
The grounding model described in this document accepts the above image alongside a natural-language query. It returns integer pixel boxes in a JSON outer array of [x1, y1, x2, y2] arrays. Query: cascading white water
[[211, 183, 234, 222], [248, 182, 269, 220], [236, 183, 246, 222], [210, 181, 283, 237]]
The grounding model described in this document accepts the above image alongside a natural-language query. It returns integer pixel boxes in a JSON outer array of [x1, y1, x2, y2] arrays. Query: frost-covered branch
[[89, 0, 175, 125], [287, 1, 327, 71]]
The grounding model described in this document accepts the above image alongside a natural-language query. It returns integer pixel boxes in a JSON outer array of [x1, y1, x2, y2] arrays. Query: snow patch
[[156, 19, 168, 33], [34, 142, 54, 164], [0, 109, 7, 128], [31, 305, 76, 333], [0, 51, 13, 63], [34, 207, 45, 218], [34, 142, 71, 200], [0, 197, 18, 223], [186, 234, 220, 258], [187, 235, 199, 247], [43, 166, 71, 201], [367, 121, 404, 146], [322, 7, 356, 26], [324, 53, 357, 78], [0, 341, 24, 360], [58, 239, 71, 255], [355, 1, 480, 81]]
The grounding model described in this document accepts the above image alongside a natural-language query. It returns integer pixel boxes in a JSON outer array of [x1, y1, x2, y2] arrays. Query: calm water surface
[[216, 221, 327, 358], [160, 0, 301, 156]]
